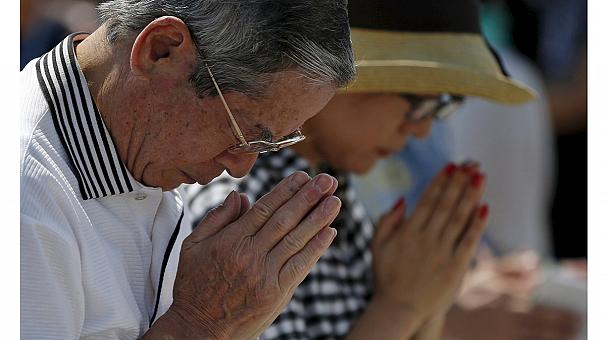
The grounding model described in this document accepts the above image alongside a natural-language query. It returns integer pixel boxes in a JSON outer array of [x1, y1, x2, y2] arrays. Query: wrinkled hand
[[444, 304, 582, 340], [371, 163, 489, 322], [165, 172, 341, 339]]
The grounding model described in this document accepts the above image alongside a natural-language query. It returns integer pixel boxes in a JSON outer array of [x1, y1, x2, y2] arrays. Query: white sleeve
[[21, 214, 85, 340]]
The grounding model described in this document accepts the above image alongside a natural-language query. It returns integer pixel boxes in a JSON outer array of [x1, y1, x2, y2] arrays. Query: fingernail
[[444, 163, 457, 177], [472, 172, 485, 187], [224, 191, 237, 207], [462, 161, 480, 173], [393, 197, 405, 211], [291, 171, 311, 188], [479, 204, 490, 219], [318, 227, 337, 245], [314, 174, 334, 193], [323, 196, 341, 214], [331, 177, 339, 190]]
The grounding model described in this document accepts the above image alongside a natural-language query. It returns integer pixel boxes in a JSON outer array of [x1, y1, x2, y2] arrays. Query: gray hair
[[97, 0, 355, 97]]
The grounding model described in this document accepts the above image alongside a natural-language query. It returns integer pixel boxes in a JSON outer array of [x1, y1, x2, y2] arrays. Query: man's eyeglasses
[[400, 93, 465, 122], [206, 64, 306, 154]]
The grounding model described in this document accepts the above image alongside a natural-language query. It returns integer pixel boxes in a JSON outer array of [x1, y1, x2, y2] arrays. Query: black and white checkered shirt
[[184, 148, 376, 339]]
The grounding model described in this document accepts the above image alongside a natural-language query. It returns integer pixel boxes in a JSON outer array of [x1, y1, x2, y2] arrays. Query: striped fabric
[[21, 34, 191, 339], [35, 33, 136, 200], [184, 149, 376, 340]]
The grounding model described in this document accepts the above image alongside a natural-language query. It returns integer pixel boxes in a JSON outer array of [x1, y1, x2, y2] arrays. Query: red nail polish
[[472, 172, 485, 187], [462, 162, 479, 174], [479, 204, 490, 219], [444, 163, 457, 177], [393, 197, 405, 211]]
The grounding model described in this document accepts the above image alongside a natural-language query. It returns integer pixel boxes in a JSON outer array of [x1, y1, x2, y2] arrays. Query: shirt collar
[[35, 33, 139, 200]]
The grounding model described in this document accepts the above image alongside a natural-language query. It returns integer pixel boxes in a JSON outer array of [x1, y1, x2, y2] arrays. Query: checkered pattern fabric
[[184, 148, 377, 339]]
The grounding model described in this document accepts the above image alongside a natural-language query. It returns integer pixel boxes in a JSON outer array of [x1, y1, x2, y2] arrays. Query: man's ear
[[130, 16, 197, 80]]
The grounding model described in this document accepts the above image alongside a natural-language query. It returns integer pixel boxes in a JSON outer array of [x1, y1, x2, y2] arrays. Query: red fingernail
[[479, 204, 490, 219], [444, 163, 457, 176], [472, 172, 485, 187], [462, 162, 479, 174], [393, 197, 405, 211]]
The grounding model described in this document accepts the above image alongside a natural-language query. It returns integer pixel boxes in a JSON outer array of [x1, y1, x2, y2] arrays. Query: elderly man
[[20, 0, 355, 339]]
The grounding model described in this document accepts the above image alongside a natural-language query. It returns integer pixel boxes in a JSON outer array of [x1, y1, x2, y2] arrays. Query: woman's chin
[[347, 159, 378, 175]]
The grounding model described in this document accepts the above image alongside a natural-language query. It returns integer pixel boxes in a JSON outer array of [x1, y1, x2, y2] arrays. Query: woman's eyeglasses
[[400, 93, 465, 122], [206, 64, 306, 154]]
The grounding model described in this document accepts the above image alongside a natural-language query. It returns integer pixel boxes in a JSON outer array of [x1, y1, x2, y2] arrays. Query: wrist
[[367, 295, 426, 331], [144, 307, 222, 340]]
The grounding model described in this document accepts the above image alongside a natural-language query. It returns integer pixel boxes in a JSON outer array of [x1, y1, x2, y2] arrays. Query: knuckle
[[252, 200, 274, 220], [449, 213, 466, 229], [234, 237, 256, 265], [429, 210, 448, 226], [445, 266, 461, 280], [461, 234, 478, 248], [419, 230, 434, 244], [282, 233, 305, 253], [271, 215, 293, 235], [377, 214, 390, 227], [212, 234, 231, 256], [286, 257, 308, 281], [302, 187, 319, 205], [307, 207, 325, 224], [442, 189, 458, 203], [415, 199, 433, 214], [203, 206, 222, 223], [451, 205, 472, 226], [287, 171, 310, 193]]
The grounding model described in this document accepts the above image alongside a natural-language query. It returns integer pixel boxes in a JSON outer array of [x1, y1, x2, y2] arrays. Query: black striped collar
[[35, 33, 138, 200]]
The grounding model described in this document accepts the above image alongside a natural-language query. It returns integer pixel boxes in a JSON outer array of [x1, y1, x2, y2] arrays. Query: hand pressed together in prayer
[[347, 162, 488, 340], [145, 172, 341, 339]]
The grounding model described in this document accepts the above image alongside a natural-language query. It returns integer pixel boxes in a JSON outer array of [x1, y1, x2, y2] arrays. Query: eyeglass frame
[[400, 93, 465, 122], [205, 64, 306, 154]]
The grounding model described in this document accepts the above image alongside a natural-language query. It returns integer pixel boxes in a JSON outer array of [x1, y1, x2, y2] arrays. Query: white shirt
[[21, 34, 191, 339]]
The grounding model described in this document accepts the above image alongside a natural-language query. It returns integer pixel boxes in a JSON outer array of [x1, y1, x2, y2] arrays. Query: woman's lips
[[376, 147, 395, 157]]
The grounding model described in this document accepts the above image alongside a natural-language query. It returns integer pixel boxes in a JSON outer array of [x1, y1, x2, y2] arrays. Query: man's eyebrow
[[255, 124, 274, 142]]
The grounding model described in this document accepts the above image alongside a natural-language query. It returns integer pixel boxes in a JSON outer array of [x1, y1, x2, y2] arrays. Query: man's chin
[[196, 178, 213, 186], [196, 168, 227, 185], [224, 168, 247, 179], [157, 183, 180, 192]]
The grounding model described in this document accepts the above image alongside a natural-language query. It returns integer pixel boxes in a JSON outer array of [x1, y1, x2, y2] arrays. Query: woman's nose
[[412, 119, 434, 139], [400, 118, 434, 139]]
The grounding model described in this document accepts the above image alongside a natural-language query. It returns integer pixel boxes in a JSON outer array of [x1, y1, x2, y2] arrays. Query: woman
[[184, 0, 536, 338]]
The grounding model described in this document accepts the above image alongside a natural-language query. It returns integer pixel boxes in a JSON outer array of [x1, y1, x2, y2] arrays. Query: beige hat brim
[[341, 28, 537, 104]]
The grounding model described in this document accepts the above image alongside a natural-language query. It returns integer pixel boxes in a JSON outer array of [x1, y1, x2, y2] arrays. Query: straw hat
[[342, 0, 537, 104]]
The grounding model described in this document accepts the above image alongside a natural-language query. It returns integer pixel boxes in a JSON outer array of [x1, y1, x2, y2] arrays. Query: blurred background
[[21, 0, 587, 338]]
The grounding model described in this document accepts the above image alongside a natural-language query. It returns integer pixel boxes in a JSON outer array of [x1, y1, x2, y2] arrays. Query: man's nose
[[215, 151, 258, 178]]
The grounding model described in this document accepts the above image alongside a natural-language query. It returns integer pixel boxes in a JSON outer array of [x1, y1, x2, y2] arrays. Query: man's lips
[[182, 168, 226, 185], [181, 170, 197, 184]]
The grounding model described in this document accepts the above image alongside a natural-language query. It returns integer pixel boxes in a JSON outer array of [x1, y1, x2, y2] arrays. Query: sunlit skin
[[75, 17, 335, 191], [57, 13, 347, 340], [294, 93, 434, 174], [289, 92, 490, 340]]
